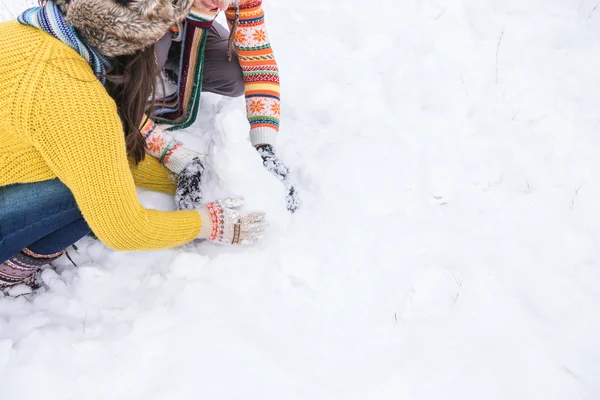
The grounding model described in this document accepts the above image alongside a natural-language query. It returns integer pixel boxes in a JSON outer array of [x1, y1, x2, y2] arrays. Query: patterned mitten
[[257, 145, 300, 213], [196, 197, 266, 245], [175, 157, 205, 211], [0, 248, 65, 290]]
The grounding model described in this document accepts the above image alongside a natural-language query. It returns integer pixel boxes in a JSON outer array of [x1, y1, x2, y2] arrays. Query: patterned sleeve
[[140, 116, 183, 163], [139, 116, 200, 174], [226, 0, 281, 147]]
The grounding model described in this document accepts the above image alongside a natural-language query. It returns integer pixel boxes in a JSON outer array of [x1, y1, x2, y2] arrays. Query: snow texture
[[2, 0, 600, 399]]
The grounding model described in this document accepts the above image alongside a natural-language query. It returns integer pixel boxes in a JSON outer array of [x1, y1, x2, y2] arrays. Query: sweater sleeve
[[29, 71, 202, 251], [226, 0, 281, 147], [140, 115, 183, 165], [128, 155, 177, 195], [139, 116, 202, 174]]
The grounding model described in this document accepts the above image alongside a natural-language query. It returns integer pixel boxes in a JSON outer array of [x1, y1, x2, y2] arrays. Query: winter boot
[[0, 248, 65, 290]]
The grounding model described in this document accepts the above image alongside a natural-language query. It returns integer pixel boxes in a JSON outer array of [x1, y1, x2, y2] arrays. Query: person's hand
[[193, 0, 230, 11], [196, 198, 266, 245], [175, 157, 205, 211], [257, 145, 300, 213]]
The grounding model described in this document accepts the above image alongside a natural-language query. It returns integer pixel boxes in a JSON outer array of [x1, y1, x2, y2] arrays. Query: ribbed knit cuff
[[165, 147, 202, 174], [250, 127, 278, 147], [196, 207, 214, 239]]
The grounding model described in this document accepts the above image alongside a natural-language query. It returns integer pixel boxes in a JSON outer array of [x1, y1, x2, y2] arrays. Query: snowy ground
[[2, 0, 600, 399]]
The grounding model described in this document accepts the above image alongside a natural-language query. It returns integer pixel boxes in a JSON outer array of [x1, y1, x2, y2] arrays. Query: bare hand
[[193, 0, 230, 11]]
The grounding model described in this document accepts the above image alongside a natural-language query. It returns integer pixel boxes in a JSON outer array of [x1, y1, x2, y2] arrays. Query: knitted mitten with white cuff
[[196, 197, 265, 245]]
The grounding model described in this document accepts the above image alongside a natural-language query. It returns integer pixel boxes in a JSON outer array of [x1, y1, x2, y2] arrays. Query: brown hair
[[39, 0, 160, 163], [104, 46, 158, 164]]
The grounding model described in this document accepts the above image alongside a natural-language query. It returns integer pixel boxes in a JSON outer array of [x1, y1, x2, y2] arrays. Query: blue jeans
[[0, 179, 91, 264]]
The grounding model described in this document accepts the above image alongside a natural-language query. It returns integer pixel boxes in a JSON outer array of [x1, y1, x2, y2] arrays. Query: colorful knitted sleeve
[[139, 116, 204, 174], [140, 116, 182, 165], [226, 0, 281, 147], [30, 67, 202, 251], [128, 155, 177, 195]]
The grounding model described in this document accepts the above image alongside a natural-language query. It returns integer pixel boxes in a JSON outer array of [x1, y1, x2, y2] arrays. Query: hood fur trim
[[54, 0, 193, 57]]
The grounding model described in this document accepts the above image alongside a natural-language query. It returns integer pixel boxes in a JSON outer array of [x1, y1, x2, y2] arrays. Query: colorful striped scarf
[[17, 1, 110, 85], [151, 22, 209, 131]]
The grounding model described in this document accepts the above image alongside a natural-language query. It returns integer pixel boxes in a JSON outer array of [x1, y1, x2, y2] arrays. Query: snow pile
[[1, 0, 600, 399]]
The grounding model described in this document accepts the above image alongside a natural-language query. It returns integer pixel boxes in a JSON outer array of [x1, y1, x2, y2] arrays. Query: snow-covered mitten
[[174, 157, 205, 211], [256, 145, 300, 213], [0, 248, 65, 290], [196, 197, 266, 245]]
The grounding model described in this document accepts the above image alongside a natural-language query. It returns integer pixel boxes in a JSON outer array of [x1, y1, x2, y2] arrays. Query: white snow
[[2, 0, 600, 399]]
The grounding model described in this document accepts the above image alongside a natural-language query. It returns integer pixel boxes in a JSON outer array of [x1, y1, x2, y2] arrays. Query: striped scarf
[[150, 22, 209, 131], [18, 1, 110, 85]]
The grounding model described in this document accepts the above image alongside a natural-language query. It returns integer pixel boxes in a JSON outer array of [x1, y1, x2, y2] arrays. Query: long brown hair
[[104, 46, 158, 164], [39, 0, 159, 163]]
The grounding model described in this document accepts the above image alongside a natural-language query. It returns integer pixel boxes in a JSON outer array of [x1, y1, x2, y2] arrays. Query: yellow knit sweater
[[0, 21, 202, 251]]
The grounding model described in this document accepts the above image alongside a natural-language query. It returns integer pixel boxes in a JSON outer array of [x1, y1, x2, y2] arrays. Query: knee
[[206, 58, 245, 98], [225, 52, 245, 97], [0, 179, 76, 218], [202, 43, 245, 97]]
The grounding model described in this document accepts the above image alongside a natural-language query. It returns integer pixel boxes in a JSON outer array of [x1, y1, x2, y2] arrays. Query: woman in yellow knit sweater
[[0, 0, 266, 289]]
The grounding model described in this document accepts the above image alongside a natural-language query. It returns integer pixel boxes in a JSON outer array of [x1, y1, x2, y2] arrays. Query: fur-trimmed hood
[[52, 0, 194, 57]]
